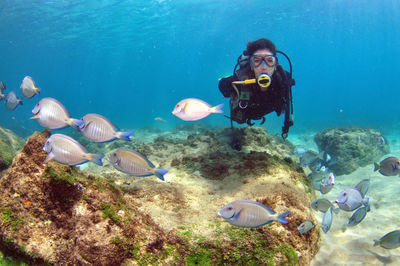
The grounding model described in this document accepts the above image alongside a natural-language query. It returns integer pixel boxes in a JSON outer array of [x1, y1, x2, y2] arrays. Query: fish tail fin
[[210, 103, 224, 114], [117, 131, 134, 141], [363, 197, 370, 207], [35, 87, 41, 96], [154, 168, 168, 181], [68, 118, 85, 130], [88, 153, 104, 166], [318, 151, 326, 161], [373, 162, 380, 172], [276, 211, 290, 224]]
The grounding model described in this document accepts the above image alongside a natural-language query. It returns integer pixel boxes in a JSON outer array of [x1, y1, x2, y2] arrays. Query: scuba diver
[[219, 38, 295, 150]]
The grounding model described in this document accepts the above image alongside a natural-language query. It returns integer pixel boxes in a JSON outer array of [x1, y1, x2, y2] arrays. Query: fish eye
[[227, 207, 233, 211], [343, 193, 347, 196]]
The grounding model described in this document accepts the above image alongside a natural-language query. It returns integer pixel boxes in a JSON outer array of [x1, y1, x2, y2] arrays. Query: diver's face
[[251, 49, 276, 80]]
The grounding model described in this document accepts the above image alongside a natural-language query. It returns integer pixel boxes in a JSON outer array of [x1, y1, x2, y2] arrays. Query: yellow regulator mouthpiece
[[257, 74, 271, 88]]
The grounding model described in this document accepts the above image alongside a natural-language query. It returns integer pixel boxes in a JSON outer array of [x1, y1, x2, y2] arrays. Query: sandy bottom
[[288, 132, 400, 265]]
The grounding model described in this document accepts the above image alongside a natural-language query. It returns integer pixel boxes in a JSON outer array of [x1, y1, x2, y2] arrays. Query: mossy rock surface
[[314, 127, 390, 175], [0, 127, 25, 171], [0, 128, 319, 265]]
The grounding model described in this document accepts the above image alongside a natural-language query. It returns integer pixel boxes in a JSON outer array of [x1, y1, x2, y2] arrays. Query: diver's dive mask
[[250, 54, 277, 68]]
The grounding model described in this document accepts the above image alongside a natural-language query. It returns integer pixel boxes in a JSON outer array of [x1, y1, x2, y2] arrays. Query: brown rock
[[0, 130, 169, 265]]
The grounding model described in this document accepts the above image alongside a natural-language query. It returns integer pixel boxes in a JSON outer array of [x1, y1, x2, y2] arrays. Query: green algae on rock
[[0, 127, 25, 171]]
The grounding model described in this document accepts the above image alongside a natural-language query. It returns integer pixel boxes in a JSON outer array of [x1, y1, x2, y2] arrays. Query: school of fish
[[2, 75, 400, 252]]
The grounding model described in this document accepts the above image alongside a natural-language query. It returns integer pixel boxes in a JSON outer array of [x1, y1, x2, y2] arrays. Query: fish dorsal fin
[[355, 179, 370, 198], [51, 134, 87, 153], [119, 148, 155, 168], [238, 200, 275, 214], [86, 113, 119, 132]]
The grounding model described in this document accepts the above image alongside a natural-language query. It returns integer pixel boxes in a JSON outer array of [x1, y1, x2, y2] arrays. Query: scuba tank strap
[[276, 50, 295, 139]]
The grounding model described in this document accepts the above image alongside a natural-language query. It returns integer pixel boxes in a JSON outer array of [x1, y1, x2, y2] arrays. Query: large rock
[[0, 127, 25, 171], [0, 127, 320, 265], [314, 127, 390, 175]]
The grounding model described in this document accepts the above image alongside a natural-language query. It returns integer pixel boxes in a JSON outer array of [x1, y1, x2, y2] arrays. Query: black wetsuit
[[218, 65, 290, 125]]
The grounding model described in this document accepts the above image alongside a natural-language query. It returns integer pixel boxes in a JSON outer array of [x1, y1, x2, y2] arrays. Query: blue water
[[1, 0, 400, 138]]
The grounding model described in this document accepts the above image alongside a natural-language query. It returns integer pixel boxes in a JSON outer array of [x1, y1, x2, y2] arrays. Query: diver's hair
[[245, 38, 276, 56]]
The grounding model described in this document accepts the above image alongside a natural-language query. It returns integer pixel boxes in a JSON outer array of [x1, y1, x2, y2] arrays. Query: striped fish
[[107, 148, 167, 181], [79, 113, 133, 142], [322, 206, 333, 233], [31, 97, 83, 130], [43, 134, 103, 166], [218, 200, 290, 228]]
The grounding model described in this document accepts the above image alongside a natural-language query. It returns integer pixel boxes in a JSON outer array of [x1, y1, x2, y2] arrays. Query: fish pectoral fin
[[233, 209, 243, 221], [30, 114, 40, 119], [44, 153, 54, 163]]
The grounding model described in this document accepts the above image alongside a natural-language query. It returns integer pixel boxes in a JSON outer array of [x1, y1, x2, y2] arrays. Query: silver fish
[[20, 76, 40, 98], [373, 230, 400, 249], [172, 98, 223, 121], [319, 173, 335, 194], [335, 187, 369, 212], [348, 206, 367, 227], [80, 113, 133, 143], [374, 157, 400, 176], [311, 198, 335, 213], [321, 206, 333, 233], [308, 167, 329, 180], [154, 117, 168, 123], [5, 91, 23, 110], [218, 200, 290, 228], [107, 148, 167, 181], [43, 134, 103, 166], [31, 97, 84, 130], [298, 220, 315, 234], [299, 150, 321, 168], [0, 81, 5, 100]]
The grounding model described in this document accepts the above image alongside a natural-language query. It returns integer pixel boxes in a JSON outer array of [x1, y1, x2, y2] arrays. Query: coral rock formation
[[0, 126, 320, 265], [314, 127, 390, 175]]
